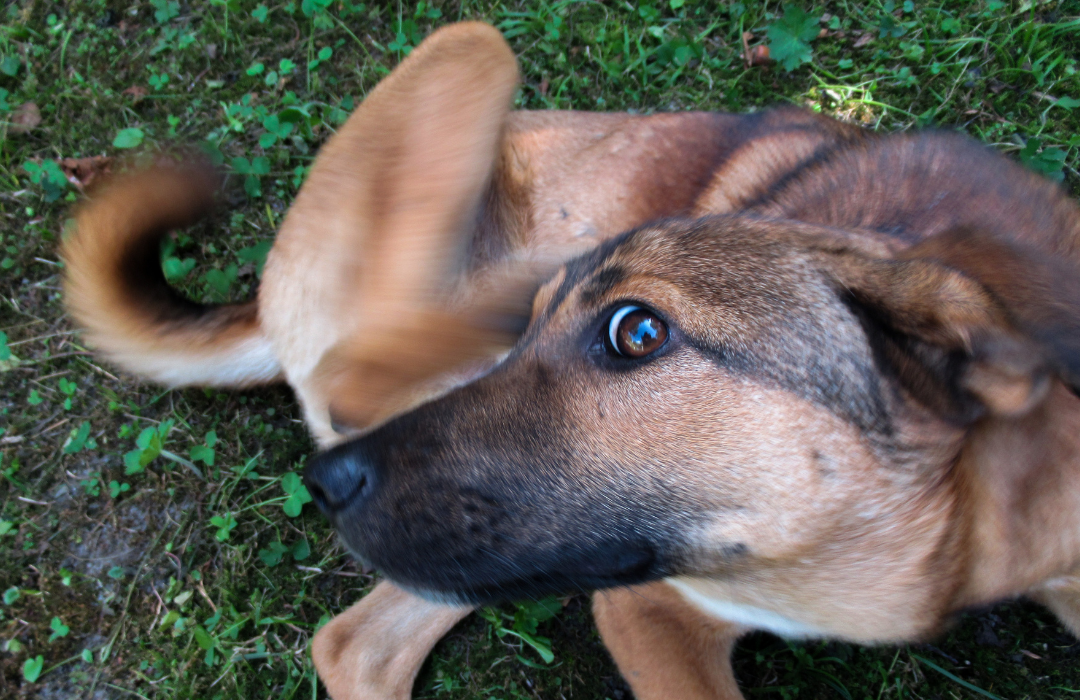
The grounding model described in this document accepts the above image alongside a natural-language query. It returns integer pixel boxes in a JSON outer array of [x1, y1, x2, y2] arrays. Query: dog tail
[[61, 164, 282, 388]]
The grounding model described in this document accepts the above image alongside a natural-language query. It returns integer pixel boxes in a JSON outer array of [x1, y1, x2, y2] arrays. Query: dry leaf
[[853, 32, 874, 49], [123, 85, 148, 99], [59, 156, 113, 191], [10, 102, 41, 135], [748, 44, 773, 67], [742, 31, 773, 68], [741, 32, 774, 68]]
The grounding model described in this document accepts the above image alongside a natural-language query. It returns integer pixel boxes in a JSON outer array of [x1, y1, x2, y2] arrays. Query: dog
[[307, 149, 1080, 698], [61, 20, 1080, 699]]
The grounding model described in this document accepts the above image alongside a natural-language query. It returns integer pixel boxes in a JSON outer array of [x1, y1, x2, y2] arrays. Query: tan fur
[[958, 384, 1080, 603], [594, 582, 745, 700], [601, 390, 1080, 700], [311, 583, 470, 700]]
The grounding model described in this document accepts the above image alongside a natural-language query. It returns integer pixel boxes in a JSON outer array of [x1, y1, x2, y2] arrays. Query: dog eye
[[607, 305, 668, 359]]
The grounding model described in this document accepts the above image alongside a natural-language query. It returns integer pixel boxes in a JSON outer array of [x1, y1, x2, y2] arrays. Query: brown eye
[[608, 305, 668, 359]]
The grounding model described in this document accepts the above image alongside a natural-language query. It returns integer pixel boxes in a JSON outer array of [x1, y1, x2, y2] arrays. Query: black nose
[[304, 442, 376, 515]]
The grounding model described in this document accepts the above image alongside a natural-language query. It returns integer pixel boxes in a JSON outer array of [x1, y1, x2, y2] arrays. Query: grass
[[0, 0, 1078, 698]]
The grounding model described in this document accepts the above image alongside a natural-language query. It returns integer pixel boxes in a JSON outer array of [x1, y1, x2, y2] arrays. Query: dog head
[[306, 215, 1080, 636]]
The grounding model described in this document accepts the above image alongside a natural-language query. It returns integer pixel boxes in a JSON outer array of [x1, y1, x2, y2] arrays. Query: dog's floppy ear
[[301, 23, 524, 431], [823, 227, 1080, 422]]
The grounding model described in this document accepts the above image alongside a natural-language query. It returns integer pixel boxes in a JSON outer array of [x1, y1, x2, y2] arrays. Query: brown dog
[[307, 142, 1080, 696], [61, 20, 1080, 700]]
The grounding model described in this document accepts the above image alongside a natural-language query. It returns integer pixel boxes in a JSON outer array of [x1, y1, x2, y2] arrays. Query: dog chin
[[338, 536, 378, 573], [394, 578, 569, 608], [383, 546, 666, 607], [365, 571, 553, 607], [399, 584, 480, 607], [336, 540, 476, 605]]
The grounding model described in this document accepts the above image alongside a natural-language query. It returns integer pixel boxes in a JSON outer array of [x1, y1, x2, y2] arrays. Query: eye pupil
[[607, 306, 668, 359]]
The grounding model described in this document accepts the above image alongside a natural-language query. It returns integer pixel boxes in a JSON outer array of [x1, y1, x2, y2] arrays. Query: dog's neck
[[956, 383, 1080, 605]]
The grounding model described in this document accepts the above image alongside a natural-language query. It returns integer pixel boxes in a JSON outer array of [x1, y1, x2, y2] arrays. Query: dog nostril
[[307, 481, 330, 513], [304, 447, 374, 515]]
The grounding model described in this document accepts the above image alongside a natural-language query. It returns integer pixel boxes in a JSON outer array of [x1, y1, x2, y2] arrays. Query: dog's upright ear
[[311, 21, 520, 310], [821, 227, 1080, 422], [298, 23, 525, 432]]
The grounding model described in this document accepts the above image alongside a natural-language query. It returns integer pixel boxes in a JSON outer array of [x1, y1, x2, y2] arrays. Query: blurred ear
[[299, 23, 522, 430], [323, 21, 520, 306], [824, 228, 1080, 422], [319, 262, 543, 432]]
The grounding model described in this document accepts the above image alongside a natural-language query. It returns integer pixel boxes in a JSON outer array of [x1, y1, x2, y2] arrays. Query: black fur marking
[[721, 542, 748, 559], [525, 229, 643, 335], [687, 332, 893, 437], [579, 265, 628, 307], [839, 292, 982, 427], [739, 139, 858, 213]]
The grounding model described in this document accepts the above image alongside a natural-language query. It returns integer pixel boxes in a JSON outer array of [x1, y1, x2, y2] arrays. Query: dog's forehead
[[534, 219, 814, 323]]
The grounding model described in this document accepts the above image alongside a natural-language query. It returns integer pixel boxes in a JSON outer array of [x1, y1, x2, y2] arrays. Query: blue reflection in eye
[[628, 318, 660, 346]]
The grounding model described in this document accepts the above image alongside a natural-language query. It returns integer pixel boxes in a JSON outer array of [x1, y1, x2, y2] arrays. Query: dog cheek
[[666, 387, 882, 571]]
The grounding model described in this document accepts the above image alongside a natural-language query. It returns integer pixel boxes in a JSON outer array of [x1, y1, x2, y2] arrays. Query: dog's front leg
[[1030, 574, 1080, 638], [312, 581, 471, 700], [594, 581, 746, 700]]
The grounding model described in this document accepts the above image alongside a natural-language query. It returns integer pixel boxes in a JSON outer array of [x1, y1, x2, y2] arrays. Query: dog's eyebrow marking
[[579, 265, 628, 307], [531, 231, 639, 328]]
